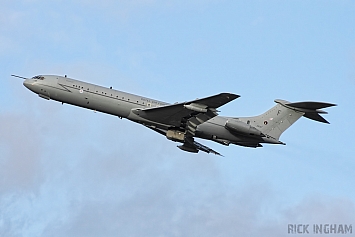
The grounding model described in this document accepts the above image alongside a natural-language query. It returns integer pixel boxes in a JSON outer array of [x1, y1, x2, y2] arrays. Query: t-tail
[[240, 99, 336, 141]]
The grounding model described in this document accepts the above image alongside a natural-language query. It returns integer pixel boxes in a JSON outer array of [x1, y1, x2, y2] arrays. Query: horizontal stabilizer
[[303, 112, 330, 124], [286, 101, 336, 110], [275, 99, 336, 124]]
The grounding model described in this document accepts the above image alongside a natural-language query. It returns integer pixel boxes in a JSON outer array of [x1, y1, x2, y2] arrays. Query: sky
[[1, 0, 355, 236]]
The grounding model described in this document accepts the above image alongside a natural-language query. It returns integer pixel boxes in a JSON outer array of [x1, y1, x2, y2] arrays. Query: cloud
[[1, 1, 354, 236], [283, 195, 355, 224], [0, 113, 43, 193], [38, 178, 274, 237], [1, 79, 354, 237], [1, 83, 354, 237], [0, 96, 269, 236], [24, 171, 355, 237]]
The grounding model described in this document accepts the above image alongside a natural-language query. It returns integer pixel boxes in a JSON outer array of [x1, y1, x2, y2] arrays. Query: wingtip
[[212, 151, 223, 156], [224, 93, 240, 99], [232, 93, 241, 99]]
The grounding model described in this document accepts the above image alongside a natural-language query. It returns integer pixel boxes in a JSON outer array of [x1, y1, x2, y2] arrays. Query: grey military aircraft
[[16, 74, 336, 155]]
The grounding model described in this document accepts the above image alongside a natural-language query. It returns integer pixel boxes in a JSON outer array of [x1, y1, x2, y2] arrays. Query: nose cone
[[23, 79, 32, 89], [23, 79, 36, 93]]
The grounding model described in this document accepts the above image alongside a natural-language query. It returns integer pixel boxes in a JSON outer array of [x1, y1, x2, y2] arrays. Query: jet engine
[[225, 119, 264, 136], [166, 130, 185, 142]]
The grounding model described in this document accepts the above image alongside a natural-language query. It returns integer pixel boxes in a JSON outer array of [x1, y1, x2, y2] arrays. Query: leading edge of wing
[[188, 93, 240, 109], [144, 92, 239, 112], [131, 93, 239, 126]]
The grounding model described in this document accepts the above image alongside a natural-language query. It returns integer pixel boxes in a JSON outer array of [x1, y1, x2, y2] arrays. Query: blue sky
[[1, 1, 355, 236]]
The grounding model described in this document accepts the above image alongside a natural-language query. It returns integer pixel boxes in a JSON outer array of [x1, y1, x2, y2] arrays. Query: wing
[[132, 93, 239, 136], [135, 93, 238, 156]]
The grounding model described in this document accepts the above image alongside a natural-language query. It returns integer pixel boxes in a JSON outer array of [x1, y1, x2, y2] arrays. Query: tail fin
[[241, 99, 336, 140], [281, 101, 336, 124]]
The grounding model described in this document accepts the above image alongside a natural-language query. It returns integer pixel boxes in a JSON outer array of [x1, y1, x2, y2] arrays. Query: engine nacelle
[[183, 103, 207, 113], [225, 119, 264, 136], [166, 130, 185, 142]]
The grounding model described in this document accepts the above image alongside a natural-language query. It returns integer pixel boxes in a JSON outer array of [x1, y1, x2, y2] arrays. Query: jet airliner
[[17, 74, 335, 155]]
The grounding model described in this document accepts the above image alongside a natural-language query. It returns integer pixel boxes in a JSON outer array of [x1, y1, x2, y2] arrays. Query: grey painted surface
[[22, 75, 335, 155]]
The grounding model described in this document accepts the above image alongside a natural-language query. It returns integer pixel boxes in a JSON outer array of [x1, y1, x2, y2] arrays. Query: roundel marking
[[264, 121, 268, 125], [79, 89, 83, 93]]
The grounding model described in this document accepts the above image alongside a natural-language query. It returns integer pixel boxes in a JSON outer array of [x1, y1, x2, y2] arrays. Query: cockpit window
[[32, 75, 44, 80]]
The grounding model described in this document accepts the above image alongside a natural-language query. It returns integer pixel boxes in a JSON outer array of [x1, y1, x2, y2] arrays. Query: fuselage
[[23, 75, 274, 147]]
